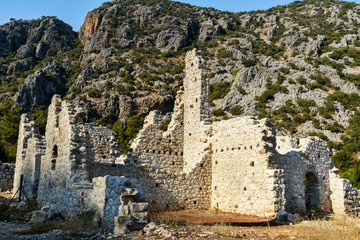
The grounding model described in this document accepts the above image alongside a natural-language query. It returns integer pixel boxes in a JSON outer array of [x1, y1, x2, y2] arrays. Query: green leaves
[[0, 102, 20, 163], [112, 115, 144, 154]]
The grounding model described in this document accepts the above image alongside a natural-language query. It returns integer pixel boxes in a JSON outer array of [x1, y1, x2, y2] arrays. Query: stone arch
[[304, 172, 320, 212]]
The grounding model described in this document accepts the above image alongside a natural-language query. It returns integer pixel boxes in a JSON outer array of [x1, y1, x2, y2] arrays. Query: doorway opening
[[304, 172, 320, 212]]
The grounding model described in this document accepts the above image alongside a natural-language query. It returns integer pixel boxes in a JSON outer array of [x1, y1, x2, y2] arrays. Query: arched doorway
[[304, 172, 320, 212]]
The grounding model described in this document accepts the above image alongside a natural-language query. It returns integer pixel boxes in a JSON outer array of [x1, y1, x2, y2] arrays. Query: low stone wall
[[329, 170, 360, 216], [89, 154, 212, 213], [90, 176, 148, 230], [0, 163, 15, 192], [274, 137, 333, 214]]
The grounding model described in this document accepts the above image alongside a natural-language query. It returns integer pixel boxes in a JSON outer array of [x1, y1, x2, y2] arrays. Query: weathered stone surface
[[287, 213, 301, 222], [276, 211, 288, 221], [13, 61, 67, 110], [0, 163, 14, 192], [31, 210, 47, 224], [16, 44, 34, 59]]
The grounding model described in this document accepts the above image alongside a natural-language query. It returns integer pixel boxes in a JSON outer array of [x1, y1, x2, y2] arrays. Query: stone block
[[119, 205, 130, 216], [287, 213, 301, 223], [114, 215, 134, 234], [276, 210, 288, 221], [31, 210, 48, 224], [131, 212, 148, 220], [130, 202, 148, 213]]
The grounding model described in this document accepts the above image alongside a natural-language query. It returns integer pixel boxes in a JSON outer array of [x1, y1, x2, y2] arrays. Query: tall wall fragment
[[183, 49, 211, 173], [13, 114, 45, 200]]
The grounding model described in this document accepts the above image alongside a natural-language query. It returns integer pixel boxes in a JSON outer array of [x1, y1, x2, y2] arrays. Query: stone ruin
[[0, 163, 14, 192], [13, 49, 360, 232]]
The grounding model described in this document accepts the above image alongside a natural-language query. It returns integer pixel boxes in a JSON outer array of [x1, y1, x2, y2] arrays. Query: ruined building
[[14, 49, 360, 230]]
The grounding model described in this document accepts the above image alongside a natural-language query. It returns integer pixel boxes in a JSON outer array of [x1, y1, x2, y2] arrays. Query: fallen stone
[[276, 210, 289, 221], [31, 210, 48, 224], [287, 213, 301, 223]]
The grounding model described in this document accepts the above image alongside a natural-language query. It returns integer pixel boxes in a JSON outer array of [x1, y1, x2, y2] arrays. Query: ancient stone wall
[[130, 108, 184, 173], [211, 117, 281, 217], [14, 48, 360, 232], [36, 95, 93, 214], [274, 137, 333, 214], [126, 79, 212, 211], [13, 114, 45, 200], [84, 123, 122, 164], [183, 49, 211, 173], [329, 169, 360, 215], [27, 95, 149, 230], [90, 158, 212, 212], [0, 163, 15, 192], [90, 176, 147, 229]]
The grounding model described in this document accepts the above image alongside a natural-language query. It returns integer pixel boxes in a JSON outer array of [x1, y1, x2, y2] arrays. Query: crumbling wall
[[37, 95, 93, 214], [90, 176, 147, 229], [90, 153, 212, 212], [13, 114, 45, 200], [211, 117, 281, 217], [0, 163, 15, 192], [84, 123, 122, 164], [183, 49, 211, 173], [125, 65, 212, 212], [329, 169, 360, 216], [130, 102, 184, 173], [274, 137, 333, 214]]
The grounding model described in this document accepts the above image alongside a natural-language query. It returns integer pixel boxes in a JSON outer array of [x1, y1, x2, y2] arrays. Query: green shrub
[[160, 118, 171, 131], [0, 103, 21, 163], [241, 58, 257, 67], [236, 85, 246, 95], [229, 105, 243, 115], [105, 81, 113, 91], [312, 119, 321, 129], [113, 115, 144, 154], [297, 76, 307, 85], [297, 98, 316, 108], [29, 106, 48, 135], [209, 82, 232, 102], [325, 122, 344, 133], [327, 91, 360, 110], [212, 108, 225, 116], [217, 48, 232, 58], [308, 131, 327, 140], [279, 67, 290, 74], [87, 88, 102, 98], [288, 78, 295, 84]]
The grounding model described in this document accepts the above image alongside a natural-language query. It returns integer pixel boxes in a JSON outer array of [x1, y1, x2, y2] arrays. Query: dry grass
[[296, 214, 360, 240], [152, 212, 183, 228], [207, 222, 245, 238], [13, 210, 99, 237], [0, 202, 30, 221], [13, 222, 57, 235]]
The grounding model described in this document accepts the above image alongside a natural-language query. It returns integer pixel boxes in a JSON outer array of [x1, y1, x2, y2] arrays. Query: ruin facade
[[14, 49, 360, 230]]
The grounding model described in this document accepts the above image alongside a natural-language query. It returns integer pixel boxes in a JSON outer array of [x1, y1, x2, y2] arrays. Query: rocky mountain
[[2, 0, 360, 174]]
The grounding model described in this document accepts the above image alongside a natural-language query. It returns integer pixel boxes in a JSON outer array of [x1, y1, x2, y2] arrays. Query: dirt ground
[[2, 192, 355, 240], [147, 210, 301, 240]]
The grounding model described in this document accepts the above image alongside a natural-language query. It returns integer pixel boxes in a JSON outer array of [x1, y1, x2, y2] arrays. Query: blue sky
[[0, 0, 359, 31]]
